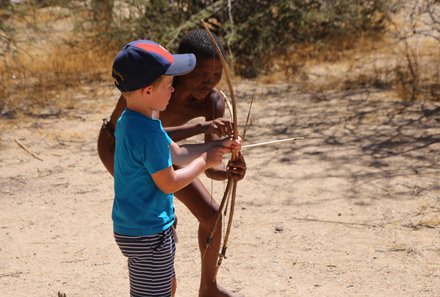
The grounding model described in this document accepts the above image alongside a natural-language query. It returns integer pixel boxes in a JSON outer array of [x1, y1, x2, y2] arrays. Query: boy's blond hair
[[122, 76, 165, 98]]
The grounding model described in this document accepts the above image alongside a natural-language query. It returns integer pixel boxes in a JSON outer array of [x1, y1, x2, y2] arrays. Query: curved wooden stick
[[220, 90, 234, 122], [201, 20, 238, 141], [201, 19, 239, 280], [202, 178, 233, 258], [214, 179, 237, 276]]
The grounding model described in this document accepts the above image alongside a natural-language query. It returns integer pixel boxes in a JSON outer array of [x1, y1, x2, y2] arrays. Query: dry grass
[[0, 4, 115, 116], [257, 33, 385, 84], [1, 2, 440, 119], [0, 39, 114, 115]]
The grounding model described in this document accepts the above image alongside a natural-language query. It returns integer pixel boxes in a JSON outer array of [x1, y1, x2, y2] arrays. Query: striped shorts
[[114, 227, 176, 297]]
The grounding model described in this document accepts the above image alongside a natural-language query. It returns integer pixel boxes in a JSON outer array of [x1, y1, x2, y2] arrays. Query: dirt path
[[1, 81, 439, 297]]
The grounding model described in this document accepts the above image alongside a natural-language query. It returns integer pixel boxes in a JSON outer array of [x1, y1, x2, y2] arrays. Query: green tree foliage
[[129, 0, 393, 77], [222, 0, 392, 77], [0, 0, 394, 77]]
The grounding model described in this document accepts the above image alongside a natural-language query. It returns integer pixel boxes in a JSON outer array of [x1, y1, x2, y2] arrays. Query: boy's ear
[[141, 85, 154, 96]]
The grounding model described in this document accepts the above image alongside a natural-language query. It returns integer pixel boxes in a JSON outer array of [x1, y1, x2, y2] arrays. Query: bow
[[201, 19, 239, 280]]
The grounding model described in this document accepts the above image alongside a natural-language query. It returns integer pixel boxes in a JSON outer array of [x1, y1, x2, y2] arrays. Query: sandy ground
[[1, 81, 439, 297]]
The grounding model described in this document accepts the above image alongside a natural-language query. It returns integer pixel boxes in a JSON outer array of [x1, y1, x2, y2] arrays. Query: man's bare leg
[[175, 177, 241, 297]]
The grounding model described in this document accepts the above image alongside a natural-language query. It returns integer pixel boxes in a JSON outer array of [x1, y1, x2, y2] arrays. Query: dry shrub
[[90, 0, 393, 78], [0, 1, 116, 116], [0, 40, 113, 115], [393, 39, 440, 101], [389, 0, 440, 101], [258, 32, 390, 89], [258, 2, 440, 103]]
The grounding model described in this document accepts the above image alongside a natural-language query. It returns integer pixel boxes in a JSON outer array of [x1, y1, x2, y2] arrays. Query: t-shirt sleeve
[[142, 131, 172, 174]]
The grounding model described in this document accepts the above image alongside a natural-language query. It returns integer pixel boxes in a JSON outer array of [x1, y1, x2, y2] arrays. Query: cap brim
[[165, 53, 196, 76]]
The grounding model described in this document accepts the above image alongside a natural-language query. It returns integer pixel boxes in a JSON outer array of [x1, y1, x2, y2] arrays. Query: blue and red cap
[[112, 40, 196, 92]]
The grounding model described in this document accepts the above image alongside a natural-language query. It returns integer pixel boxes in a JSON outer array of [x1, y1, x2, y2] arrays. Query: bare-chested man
[[98, 29, 246, 297]]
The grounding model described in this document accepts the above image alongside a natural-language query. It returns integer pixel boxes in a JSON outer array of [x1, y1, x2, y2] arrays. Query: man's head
[[176, 29, 225, 100], [112, 40, 196, 93], [178, 29, 225, 59]]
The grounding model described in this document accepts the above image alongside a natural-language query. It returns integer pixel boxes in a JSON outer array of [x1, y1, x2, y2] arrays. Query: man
[[98, 30, 246, 297]]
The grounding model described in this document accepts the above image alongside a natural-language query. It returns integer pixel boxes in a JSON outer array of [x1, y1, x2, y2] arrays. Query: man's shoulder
[[207, 87, 221, 99], [202, 88, 226, 118], [205, 88, 224, 106]]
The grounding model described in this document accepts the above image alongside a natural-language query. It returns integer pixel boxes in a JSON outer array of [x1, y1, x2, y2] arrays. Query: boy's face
[[150, 76, 175, 111], [178, 57, 223, 99]]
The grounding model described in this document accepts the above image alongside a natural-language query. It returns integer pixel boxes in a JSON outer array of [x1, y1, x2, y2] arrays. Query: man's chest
[[161, 101, 208, 126]]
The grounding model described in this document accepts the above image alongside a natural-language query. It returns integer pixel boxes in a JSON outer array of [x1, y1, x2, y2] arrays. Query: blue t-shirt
[[112, 108, 174, 236]]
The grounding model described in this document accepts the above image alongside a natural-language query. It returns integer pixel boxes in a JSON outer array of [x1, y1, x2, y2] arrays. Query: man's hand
[[226, 152, 247, 181], [205, 118, 233, 138], [205, 134, 245, 181], [205, 152, 247, 181]]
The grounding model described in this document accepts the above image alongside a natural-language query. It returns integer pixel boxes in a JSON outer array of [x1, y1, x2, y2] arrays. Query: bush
[[125, 0, 394, 77], [0, 0, 394, 78], [223, 0, 393, 77], [0, 0, 397, 113]]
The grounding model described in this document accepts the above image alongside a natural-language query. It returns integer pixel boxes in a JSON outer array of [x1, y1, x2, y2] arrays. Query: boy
[[98, 30, 246, 297], [111, 39, 241, 297]]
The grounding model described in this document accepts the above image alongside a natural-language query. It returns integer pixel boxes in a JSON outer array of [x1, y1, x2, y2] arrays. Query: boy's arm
[[151, 157, 208, 194], [170, 140, 230, 166], [152, 141, 235, 194], [165, 124, 206, 142], [97, 95, 127, 176]]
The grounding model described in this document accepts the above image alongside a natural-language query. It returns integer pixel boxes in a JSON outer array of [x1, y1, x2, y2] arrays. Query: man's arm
[[203, 90, 236, 180], [204, 89, 227, 142], [165, 119, 232, 143], [97, 95, 127, 176]]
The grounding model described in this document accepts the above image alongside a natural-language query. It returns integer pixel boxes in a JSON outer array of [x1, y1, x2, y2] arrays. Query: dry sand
[[1, 81, 439, 297]]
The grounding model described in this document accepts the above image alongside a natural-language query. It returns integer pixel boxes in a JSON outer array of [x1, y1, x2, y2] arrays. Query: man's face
[[178, 57, 223, 99]]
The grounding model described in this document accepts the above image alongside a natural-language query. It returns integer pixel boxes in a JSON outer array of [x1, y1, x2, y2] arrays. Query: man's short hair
[[178, 29, 225, 59]]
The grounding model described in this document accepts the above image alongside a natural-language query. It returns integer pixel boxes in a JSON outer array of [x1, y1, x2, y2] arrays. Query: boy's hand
[[205, 118, 233, 138], [219, 136, 242, 154], [205, 146, 230, 168], [204, 137, 241, 169]]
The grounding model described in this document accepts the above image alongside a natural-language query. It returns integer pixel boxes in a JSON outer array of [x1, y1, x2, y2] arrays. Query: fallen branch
[[290, 216, 381, 228], [15, 138, 43, 161]]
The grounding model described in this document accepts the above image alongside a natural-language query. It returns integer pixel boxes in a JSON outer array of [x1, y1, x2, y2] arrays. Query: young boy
[[111, 39, 241, 297], [98, 30, 246, 297]]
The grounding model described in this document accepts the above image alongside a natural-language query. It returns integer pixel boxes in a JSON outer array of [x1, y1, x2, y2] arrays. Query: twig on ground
[[290, 216, 381, 228], [15, 138, 43, 161]]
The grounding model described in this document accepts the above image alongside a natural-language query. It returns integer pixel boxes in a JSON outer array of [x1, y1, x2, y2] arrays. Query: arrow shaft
[[242, 137, 314, 149]]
